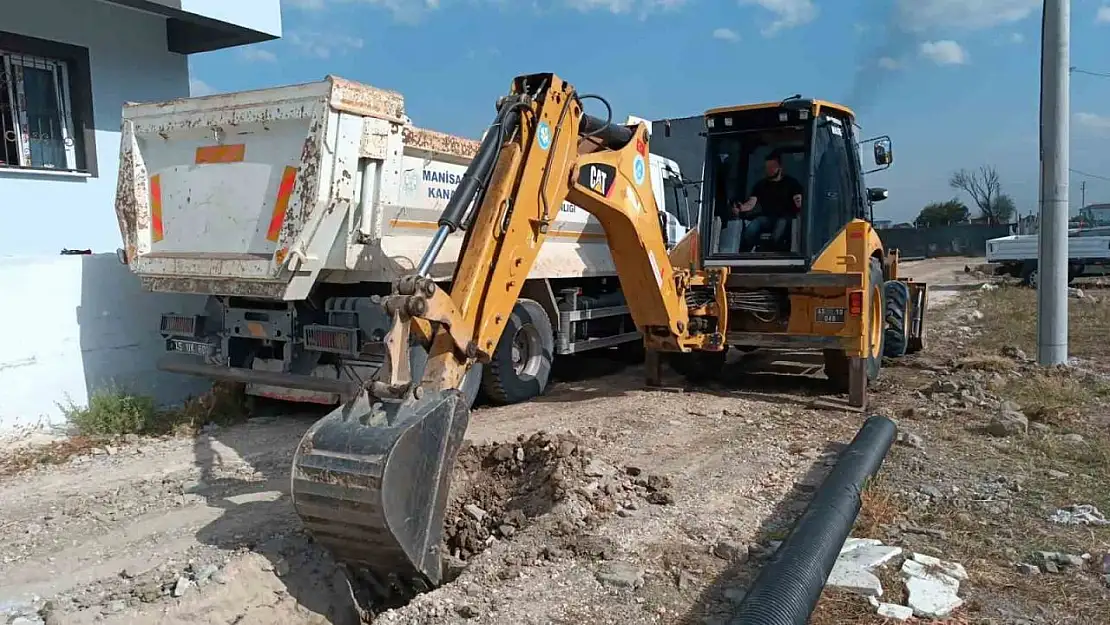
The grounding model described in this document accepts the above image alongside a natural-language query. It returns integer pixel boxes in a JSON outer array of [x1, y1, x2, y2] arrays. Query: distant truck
[[986, 223, 1110, 287], [114, 75, 694, 407]]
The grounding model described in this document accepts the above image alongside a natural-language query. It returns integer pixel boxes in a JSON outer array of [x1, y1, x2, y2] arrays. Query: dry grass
[[856, 474, 904, 538], [974, 284, 1110, 360], [898, 285, 1110, 622], [811, 285, 1110, 624], [1002, 371, 1110, 426]]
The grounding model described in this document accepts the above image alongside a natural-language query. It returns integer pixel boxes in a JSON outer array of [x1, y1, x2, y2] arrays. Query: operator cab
[[695, 98, 892, 271]]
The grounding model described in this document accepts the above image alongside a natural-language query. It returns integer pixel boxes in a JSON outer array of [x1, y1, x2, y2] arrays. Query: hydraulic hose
[[416, 98, 524, 276], [730, 414, 898, 625]]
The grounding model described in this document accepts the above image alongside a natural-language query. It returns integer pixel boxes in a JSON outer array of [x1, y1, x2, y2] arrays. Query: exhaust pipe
[[730, 415, 898, 625]]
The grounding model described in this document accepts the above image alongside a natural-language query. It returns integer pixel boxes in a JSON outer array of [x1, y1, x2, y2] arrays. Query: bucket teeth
[[291, 389, 470, 608]]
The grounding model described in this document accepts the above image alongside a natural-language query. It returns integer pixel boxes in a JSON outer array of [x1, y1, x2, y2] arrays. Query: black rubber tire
[[480, 299, 554, 405], [668, 349, 727, 383], [408, 342, 483, 409], [882, 280, 910, 358], [1020, 261, 1038, 288], [866, 257, 885, 383]]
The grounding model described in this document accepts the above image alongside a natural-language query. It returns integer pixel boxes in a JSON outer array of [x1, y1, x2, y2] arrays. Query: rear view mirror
[[867, 187, 889, 203], [860, 134, 893, 174], [873, 138, 892, 166]]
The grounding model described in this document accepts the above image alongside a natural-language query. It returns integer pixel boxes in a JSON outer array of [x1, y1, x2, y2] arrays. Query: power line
[[1065, 66, 1110, 78], [1070, 168, 1110, 181]]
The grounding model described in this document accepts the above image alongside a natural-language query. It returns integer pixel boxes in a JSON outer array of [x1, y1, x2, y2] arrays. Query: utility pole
[[1080, 180, 1086, 209], [1037, 0, 1069, 365]]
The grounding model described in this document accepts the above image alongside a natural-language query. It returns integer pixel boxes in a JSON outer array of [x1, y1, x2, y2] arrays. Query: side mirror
[[867, 187, 889, 203], [873, 138, 893, 166]]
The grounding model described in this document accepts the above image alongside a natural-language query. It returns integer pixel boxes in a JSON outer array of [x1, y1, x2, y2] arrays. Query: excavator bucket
[[290, 387, 470, 607]]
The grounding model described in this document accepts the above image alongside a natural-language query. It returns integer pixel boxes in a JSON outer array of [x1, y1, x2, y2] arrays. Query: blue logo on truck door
[[537, 121, 551, 150]]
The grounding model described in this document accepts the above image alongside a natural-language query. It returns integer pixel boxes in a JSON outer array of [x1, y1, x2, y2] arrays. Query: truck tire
[[1020, 262, 1038, 288], [882, 280, 910, 358], [481, 299, 554, 405]]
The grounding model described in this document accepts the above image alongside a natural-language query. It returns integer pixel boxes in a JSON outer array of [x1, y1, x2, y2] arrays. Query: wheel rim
[[511, 324, 543, 377], [1030, 268, 1038, 287], [870, 285, 883, 357]]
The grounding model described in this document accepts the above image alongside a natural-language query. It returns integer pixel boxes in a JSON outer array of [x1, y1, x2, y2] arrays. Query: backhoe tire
[[481, 299, 554, 405], [866, 257, 886, 383], [882, 280, 910, 358], [824, 257, 886, 391]]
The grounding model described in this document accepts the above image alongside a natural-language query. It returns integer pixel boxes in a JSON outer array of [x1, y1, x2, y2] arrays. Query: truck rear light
[[848, 291, 863, 316], [304, 324, 359, 356], [161, 313, 203, 337]]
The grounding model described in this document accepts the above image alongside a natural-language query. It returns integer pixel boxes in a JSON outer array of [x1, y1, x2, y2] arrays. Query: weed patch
[[62, 382, 248, 438], [2, 383, 251, 478], [974, 285, 1110, 360]]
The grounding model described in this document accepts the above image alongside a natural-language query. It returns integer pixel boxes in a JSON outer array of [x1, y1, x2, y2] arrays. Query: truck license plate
[[169, 339, 211, 356], [815, 307, 846, 323]]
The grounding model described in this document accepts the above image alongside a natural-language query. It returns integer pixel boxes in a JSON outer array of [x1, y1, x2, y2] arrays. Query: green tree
[[915, 199, 970, 227], [989, 193, 1016, 224]]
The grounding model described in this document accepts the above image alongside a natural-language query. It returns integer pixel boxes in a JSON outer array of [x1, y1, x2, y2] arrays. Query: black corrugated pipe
[[729, 414, 898, 625]]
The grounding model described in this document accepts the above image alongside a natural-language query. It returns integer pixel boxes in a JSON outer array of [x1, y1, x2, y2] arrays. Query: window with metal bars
[[0, 30, 96, 176]]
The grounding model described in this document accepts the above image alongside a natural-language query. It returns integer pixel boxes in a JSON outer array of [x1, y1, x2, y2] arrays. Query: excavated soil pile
[[443, 431, 674, 564]]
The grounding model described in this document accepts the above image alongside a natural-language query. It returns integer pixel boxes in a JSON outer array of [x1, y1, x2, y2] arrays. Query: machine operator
[[732, 150, 803, 252]]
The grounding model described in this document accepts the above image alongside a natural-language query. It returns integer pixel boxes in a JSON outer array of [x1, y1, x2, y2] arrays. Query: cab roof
[[706, 99, 855, 119]]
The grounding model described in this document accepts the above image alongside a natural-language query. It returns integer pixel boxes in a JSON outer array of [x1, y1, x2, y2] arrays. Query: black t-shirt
[[750, 175, 804, 219]]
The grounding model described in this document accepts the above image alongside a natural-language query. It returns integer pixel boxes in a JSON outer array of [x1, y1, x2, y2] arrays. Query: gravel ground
[[0, 257, 984, 625]]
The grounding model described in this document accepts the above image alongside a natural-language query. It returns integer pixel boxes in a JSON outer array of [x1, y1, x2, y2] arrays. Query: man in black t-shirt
[[733, 151, 804, 252]]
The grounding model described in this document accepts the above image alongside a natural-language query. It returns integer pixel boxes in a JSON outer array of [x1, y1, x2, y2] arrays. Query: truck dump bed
[[116, 76, 673, 301]]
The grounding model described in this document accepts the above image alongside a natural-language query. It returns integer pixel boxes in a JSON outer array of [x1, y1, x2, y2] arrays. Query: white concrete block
[[876, 603, 914, 620]]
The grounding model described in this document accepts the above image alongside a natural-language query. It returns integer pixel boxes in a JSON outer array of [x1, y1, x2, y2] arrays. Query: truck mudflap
[[290, 388, 469, 612], [157, 357, 362, 400]]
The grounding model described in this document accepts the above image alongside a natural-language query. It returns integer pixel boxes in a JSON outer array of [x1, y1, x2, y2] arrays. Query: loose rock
[[595, 561, 645, 588], [987, 408, 1028, 437]]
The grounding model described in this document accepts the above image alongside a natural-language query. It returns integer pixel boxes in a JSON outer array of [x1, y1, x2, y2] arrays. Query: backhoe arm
[[290, 73, 706, 611], [391, 73, 696, 397]]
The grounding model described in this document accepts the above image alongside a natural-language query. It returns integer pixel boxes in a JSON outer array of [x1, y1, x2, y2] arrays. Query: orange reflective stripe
[[150, 174, 163, 242], [195, 144, 245, 164], [267, 166, 298, 241]]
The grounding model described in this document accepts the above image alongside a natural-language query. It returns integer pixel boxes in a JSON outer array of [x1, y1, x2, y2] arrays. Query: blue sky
[[188, 0, 1110, 225]]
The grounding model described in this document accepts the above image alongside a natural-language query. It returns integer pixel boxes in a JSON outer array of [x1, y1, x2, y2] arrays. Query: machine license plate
[[169, 339, 211, 356], [815, 307, 846, 323]]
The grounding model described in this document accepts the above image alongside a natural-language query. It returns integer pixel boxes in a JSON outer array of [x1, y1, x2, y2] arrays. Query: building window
[[0, 31, 96, 176]]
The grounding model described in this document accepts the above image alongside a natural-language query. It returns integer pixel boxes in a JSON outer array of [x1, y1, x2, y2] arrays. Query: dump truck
[[113, 76, 692, 408], [286, 73, 929, 614]]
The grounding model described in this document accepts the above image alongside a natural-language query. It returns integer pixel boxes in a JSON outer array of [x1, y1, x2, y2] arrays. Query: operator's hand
[[793, 194, 802, 210], [734, 198, 756, 214]]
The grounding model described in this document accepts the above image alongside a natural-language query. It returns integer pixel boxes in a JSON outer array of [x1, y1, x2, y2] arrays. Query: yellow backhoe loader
[[290, 73, 927, 611]]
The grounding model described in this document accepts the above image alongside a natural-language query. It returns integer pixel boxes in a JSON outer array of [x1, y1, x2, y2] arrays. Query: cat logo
[[577, 163, 617, 197], [589, 166, 608, 194]]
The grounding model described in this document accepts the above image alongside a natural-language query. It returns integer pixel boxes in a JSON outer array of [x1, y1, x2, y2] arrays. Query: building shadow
[[77, 253, 210, 407]]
